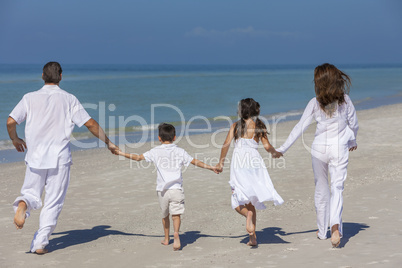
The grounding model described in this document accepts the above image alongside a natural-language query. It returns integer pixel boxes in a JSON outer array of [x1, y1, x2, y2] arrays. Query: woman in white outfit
[[276, 63, 359, 247]]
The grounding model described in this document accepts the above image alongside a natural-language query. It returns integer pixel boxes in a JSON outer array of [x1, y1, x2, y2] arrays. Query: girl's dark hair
[[234, 98, 268, 141], [314, 63, 351, 116], [43, 62, 62, 84], [158, 123, 176, 142]]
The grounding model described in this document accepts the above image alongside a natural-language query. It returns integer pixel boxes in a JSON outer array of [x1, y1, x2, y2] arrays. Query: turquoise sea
[[1, 64, 402, 163]]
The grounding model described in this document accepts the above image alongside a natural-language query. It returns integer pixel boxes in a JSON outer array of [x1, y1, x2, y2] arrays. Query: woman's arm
[[345, 95, 359, 150], [217, 123, 236, 170], [277, 98, 315, 154]]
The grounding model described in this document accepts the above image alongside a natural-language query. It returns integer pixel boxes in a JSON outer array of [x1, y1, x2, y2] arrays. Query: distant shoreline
[[1, 95, 401, 165]]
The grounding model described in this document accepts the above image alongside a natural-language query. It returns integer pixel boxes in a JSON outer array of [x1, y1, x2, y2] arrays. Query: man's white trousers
[[13, 163, 71, 252]]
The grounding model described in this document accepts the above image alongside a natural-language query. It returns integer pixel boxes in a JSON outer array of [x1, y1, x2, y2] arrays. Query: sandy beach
[[0, 103, 401, 268]]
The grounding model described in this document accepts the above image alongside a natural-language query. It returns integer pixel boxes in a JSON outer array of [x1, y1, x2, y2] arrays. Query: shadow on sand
[[47, 225, 161, 252], [47, 222, 369, 251], [181, 227, 298, 249], [239, 226, 317, 246], [179, 231, 246, 249], [338, 222, 370, 248], [237, 222, 369, 248]]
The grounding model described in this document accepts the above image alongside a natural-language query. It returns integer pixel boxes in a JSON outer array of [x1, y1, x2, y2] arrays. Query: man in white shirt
[[7, 62, 118, 254]]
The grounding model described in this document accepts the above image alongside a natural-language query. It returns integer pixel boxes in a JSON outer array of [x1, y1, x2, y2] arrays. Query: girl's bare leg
[[234, 205, 249, 217], [246, 203, 257, 228], [161, 215, 170, 245], [235, 204, 257, 246], [245, 203, 257, 246], [172, 215, 181, 250]]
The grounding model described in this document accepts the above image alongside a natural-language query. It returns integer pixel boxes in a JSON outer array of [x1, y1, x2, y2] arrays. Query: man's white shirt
[[10, 85, 91, 169]]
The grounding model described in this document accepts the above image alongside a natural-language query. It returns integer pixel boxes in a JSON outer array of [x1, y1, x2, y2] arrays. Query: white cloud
[[186, 26, 300, 39]]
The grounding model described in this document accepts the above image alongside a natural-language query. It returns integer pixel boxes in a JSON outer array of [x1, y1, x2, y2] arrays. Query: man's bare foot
[[173, 232, 181, 251], [35, 248, 49, 255], [246, 211, 255, 235], [161, 238, 169, 245], [247, 233, 257, 246], [14, 201, 27, 229]]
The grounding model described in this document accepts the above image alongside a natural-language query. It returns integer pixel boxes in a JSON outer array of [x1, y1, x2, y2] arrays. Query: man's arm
[[6, 117, 27, 152], [117, 151, 145, 161], [84, 118, 119, 154]]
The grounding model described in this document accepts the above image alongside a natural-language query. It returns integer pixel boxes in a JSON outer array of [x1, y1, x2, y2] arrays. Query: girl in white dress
[[276, 63, 359, 248], [217, 98, 284, 246]]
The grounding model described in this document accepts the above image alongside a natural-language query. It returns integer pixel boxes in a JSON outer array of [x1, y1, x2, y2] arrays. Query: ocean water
[[1, 64, 402, 163]]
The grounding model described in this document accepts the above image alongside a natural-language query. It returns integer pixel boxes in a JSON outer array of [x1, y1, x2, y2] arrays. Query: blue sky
[[0, 0, 401, 64]]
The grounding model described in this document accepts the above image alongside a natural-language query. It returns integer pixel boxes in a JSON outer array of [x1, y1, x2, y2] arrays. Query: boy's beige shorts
[[157, 189, 185, 218]]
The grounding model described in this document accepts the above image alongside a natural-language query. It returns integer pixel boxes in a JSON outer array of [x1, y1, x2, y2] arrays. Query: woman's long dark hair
[[314, 63, 351, 116], [234, 98, 268, 141]]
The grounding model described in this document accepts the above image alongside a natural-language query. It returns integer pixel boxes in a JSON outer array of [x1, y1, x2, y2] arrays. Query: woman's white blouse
[[277, 94, 359, 154]]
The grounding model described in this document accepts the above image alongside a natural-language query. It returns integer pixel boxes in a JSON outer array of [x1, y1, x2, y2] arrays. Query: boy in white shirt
[[117, 123, 219, 250]]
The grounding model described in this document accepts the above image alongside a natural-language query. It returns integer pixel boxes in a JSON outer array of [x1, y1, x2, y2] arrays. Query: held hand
[[349, 146, 357, 152], [215, 163, 224, 173], [107, 142, 120, 155], [12, 138, 27, 152], [211, 166, 220, 174], [271, 150, 283, 158]]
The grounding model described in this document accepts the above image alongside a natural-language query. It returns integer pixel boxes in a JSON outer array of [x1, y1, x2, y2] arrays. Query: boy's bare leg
[[172, 215, 181, 251], [161, 215, 170, 245], [14, 201, 27, 229]]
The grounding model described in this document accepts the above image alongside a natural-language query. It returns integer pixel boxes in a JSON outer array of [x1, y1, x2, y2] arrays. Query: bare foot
[[246, 211, 255, 235], [35, 248, 49, 255], [331, 230, 340, 248], [173, 232, 181, 251], [14, 201, 27, 229], [247, 233, 257, 247], [161, 238, 169, 245]]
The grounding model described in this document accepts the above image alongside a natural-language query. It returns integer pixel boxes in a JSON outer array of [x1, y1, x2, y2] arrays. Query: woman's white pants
[[13, 163, 71, 252], [311, 144, 349, 240]]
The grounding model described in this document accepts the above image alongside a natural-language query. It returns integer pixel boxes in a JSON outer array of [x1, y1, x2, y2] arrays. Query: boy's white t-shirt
[[9, 85, 91, 169], [143, 144, 194, 191]]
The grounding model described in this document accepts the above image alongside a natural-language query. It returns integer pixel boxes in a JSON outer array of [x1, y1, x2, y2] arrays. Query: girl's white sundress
[[229, 137, 284, 210]]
